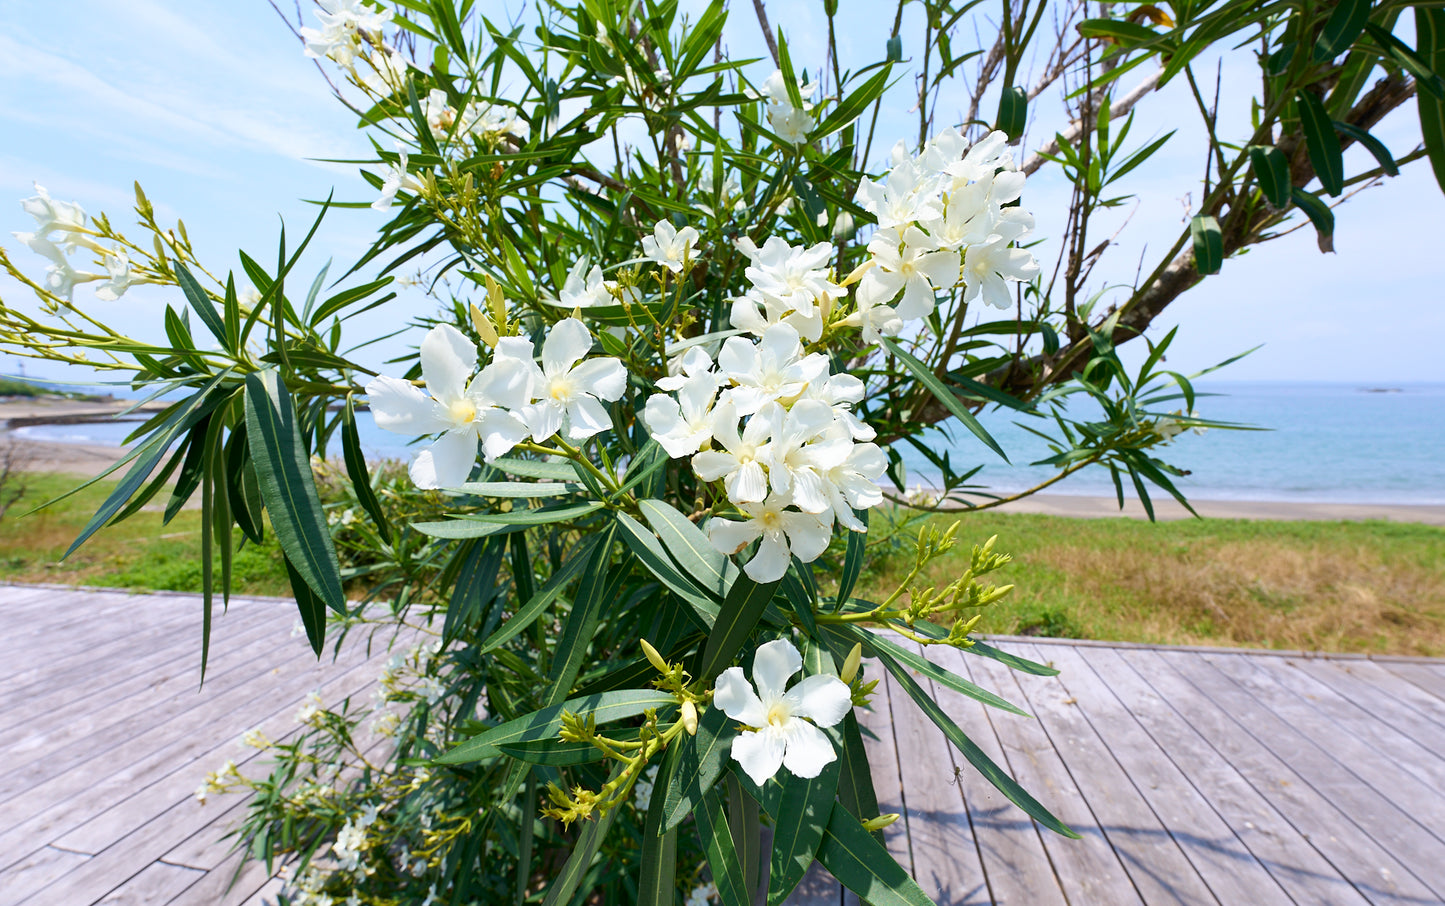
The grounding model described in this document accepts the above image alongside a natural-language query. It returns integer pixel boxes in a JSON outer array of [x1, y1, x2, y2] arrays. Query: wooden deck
[[3, 585, 1445, 905]]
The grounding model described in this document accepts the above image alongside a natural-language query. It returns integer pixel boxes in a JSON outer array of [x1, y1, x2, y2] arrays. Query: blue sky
[[2, 0, 1443, 387]]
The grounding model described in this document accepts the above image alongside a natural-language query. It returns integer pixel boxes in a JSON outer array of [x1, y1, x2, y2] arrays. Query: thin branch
[[1023, 67, 1162, 175], [751, 0, 781, 67]]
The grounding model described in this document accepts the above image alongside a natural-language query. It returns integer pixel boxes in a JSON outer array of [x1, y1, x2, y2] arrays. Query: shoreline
[[3, 397, 1442, 526]]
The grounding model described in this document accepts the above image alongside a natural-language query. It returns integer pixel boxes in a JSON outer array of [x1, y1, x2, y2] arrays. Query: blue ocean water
[[9, 381, 1443, 505]]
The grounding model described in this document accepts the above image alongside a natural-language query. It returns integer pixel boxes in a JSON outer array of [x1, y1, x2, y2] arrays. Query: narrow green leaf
[[995, 84, 1028, 140], [1290, 186, 1336, 253], [1076, 19, 1161, 44], [853, 629, 1030, 716], [481, 534, 605, 653], [1249, 145, 1291, 206], [495, 738, 603, 766], [1296, 90, 1344, 196], [640, 498, 735, 599], [225, 422, 264, 544], [438, 690, 677, 763], [813, 67, 892, 140], [836, 512, 868, 606], [615, 511, 721, 624], [664, 704, 735, 831], [728, 772, 762, 900], [164, 417, 211, 524], [450, 501, 604, 525], [768, 748, 841, 904], [455, 480, 585, 498], [341, 399, 391, 543], [1334, 121, 1398, 176], [1314, 0, 1373, 61], [638, 744, 682, 906], [883, 651, 1078, 838], [700, 576, 781, 682], [411, 519, 527, 539], [816, 802, 935, 906], [835, 712, 883, 837], [244, 369, 345, 612], [283, 552, 327, 655], [1415, 8, 1445, 193], [545, 525, 619, 705], [697, 785, 750, 906], [880, 337, 1007, 461], [1189, 215, 1223, 276], [174, 263, 228, 349]]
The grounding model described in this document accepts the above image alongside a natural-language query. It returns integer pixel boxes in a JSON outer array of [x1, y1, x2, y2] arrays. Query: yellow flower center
[[758, 510, 783, 531], [766, 701, 790, 727], [449, 399, 477, 424]]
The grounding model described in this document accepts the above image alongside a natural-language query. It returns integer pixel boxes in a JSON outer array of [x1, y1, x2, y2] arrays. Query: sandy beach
[[3, 397, 1443, 526]]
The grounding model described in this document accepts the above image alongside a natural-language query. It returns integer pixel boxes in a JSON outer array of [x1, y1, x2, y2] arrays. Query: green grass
[[4, 470, 1443, 657], [854, 510, 1445, 657]]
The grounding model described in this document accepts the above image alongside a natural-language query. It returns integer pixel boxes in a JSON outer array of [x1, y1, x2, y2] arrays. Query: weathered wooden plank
[[1379, 661, 1445, 703], [1126, 648, 1442, 904], [918, 644, 1067, 906], [1196, 652, 1445, 853], [85, 860, 204, 906], [1232, 656, 1445, 796], [0, 603, 279, 744], [236, 874, 285, 906], [0, 591, 187, 675], [1078, 646, 1370, 906], [960, 647, 1146, 906], [163, 849, 274, 906], [1018, 642, 1290, 906], [0, 844, 91, 904], [885, 648, 992, 905], [1304, 659, 1445, 735], [783, 861, 842, 905]]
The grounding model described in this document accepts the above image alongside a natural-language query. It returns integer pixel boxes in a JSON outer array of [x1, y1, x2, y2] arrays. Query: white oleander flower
[[656, 346, 721, 392], [94, 249, 147, 300], [512, 318, 627, 443], [857, 226, 961, 322], [643, 373, 718, 458], [242, 728, 271, 749], [641, 220, 699, 274], [803, 373, 874, 441], [358, 48, 410, 96], [18, 183, 93, 252], [686, 881, 719, 906], [757, 399, 847, 513], [960, 216, 1039, 311], [423, 88, 458, 139], [855, 160, 942, 230], [295, 690, 325, 724], [692, 398, 781, 504], [365, 323, 533, 489], [301, 0, 392, 67], [714, 639, 852, 783], [715, 323, 829, 417], [463, 99, 530, 144], [736, 236, 841, 320], [767, 102, 814, 146], [372, 146, 423, 212], [818, 431, 889, 531], [706, 492, 831, 582]]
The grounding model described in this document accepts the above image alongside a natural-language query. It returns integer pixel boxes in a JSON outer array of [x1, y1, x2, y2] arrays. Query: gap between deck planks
[[3, 585, 1444, 906]]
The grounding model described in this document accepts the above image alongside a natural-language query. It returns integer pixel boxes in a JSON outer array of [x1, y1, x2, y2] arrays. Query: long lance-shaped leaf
[[896, 620, 1058, 675], [815, 801, 936, 906], [640, 498, 735, 598], [727, 772, 762, 899], [283, 551, 327, 655], [63, 374, 228, 559], [539, 770, 622, 906], [880, 337, 1008, 461], [663, 704, 735, 831], [880, 649, 1078, 838], [1314, 0, 1373, 61], [544, 526, 620, 705], [615, 511, 720, 624], [697, 784, 750, 906], [341, 399, 391, 543], [164, 416, 210, 524], [836, 511, 868, 607], [437, 690, 676, 764], [838, 627, 1030, 716], [480, 533, 605, 653], [1190, 215, 1222, 275], [768, 742, 842, 904], [244, 369, 345, 612], [225, 422, 265, 544], [700, 576, 781, 682], [637, 744, 682, 906], [1290, 187, 1336, 253], [835, 712, 883, 839], [1417, 7, 1445, 193], [174, 262, 228, 350], [1296, 89, 1344, 196], [199, 413, 215, 684]]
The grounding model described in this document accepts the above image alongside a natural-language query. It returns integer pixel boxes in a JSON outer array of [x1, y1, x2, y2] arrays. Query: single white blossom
[[94, 249, 147, 300], [714, 639, 852, 783], [372, 146, 423, 212], [365, 323, 533, 489], [644, 373, 718, 458], [692, 399, 778, 504], [715, 323, 829, 416], [423, 88, 458, 139], [686, 881, 719, 906], [857, 226, 961, 322], [641, 220, 699, 273], [960, 215, 1039, 310], [301, 0, 392, 67], [512, 318, 627, 442], [707, 492, 831, 582]]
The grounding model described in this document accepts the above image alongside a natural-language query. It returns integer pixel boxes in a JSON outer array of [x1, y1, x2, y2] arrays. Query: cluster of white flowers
[[686, 880, 720, 906], [194, 758, 241, 805], [300, 0, 393, 68], [365, 317, 626, 489], [759, 69, 814, 146], [241, 727, 272, 749], [331, 803, 380, 872], [11, 184, 146, 302], [729, 236, 845, 342], [295, 689, 326, 725], [852, 129, 1040, 340], [643, 321, 886, 583], [714, 639, 852, 784]]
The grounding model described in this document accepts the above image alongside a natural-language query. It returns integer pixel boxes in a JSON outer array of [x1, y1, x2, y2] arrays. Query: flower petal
[[409, 431, 477, 489], [714, 666, 768, 727], [365, 375, 452, 435], [732, 728, 787, 786], [784, 674, 853, 728], [521, 399, 563, 443], [420, 324, 478, 404], [470, 357, 533, 411], [779, 719, 837, 779], [565, 395, 612, 441], [726, 461, 769, 504], [476, 409, 530, 460], [568, 357, 628, 402], [744, 532, 792, 583], [751, 638, 802, 704], [542, 318, 593, 375]]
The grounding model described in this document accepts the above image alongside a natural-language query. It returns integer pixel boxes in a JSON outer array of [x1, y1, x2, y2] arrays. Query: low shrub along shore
[[5, 470, 1440, 658]]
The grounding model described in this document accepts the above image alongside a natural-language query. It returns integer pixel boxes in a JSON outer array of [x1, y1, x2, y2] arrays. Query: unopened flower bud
[[862, 813, 900, 831], [469, 303, 498, 348], [840, 643, 863, 684], [682, 700, 699, 735], [641, 639, 669, 675]]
